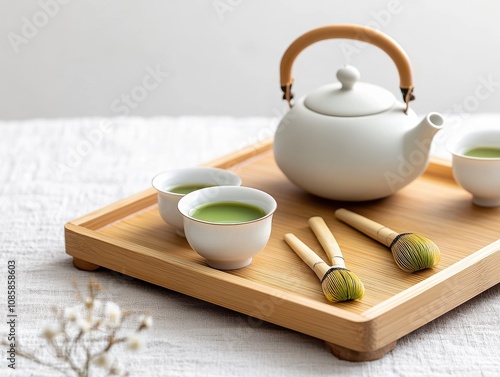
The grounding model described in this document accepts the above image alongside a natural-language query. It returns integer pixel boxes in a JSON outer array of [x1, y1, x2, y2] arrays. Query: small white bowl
[[178, 186, 277, 270], [446, 129, 500, 207], [152, 167, 242, 236]]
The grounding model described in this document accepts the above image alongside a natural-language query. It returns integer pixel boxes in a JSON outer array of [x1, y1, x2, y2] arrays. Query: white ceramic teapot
[[274, 25, 444, 201]]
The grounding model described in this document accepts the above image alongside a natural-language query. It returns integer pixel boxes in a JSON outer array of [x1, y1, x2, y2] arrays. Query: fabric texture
[[0, 116, 498, 377]]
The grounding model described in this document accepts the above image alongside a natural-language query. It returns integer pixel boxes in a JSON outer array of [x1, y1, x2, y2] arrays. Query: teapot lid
[[304, 65, 395, 117]]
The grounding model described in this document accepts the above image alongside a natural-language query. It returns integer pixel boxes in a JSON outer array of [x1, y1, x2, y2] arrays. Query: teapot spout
[[414, 112, 444, 146], [387, 112, 444, 194]]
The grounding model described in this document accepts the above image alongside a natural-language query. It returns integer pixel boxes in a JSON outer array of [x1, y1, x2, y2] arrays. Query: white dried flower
[[110, 364, 125, 376], [85, 297, 102, 311], [64, 306, 80, 322], [105, 302, 122, 327], [22, 279, 153, 377], [93, 352, 114, 369], [41, 323, 61, 341], [139, 315, 153, 329], [77, 318, 92, 333], [93, 299, 103, 311], [126, 333, 145, 352], [85, 297, 93, 309]]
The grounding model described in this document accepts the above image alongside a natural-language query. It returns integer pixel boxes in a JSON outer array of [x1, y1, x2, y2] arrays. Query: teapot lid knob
[[337, 65, 360, 90], [304, 64, 395, 116]]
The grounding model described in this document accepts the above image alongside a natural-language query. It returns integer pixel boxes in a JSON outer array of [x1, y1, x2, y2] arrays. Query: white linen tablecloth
[[0, 115, 498, 377]]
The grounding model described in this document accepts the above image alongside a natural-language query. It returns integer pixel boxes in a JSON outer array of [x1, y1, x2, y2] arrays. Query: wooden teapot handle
[[280, 24, 415, 112]]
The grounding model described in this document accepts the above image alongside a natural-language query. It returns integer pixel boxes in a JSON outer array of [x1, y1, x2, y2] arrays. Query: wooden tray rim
[[65, 139, 500, 353]]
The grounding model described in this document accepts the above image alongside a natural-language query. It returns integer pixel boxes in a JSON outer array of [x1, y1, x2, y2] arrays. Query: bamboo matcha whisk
[[335, 208, 440, 272], [284, 220, 364, 302], [308, 216, 349, 267]]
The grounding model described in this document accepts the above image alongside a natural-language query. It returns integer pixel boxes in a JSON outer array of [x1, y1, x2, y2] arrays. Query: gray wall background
[[1, 0, 499, 120]]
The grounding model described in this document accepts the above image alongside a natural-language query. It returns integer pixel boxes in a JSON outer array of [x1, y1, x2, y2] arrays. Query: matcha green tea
[[464, 147, 500, 158], [191, 201, 266, 223], [168, 184, 212, 195]]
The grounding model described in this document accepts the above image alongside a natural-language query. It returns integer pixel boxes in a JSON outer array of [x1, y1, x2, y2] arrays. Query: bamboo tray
[[65, 140, 500, 361]]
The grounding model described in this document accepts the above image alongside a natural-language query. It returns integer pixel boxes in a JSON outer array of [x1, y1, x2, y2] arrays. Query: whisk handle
[[335, 209, 398, 247], [308, 217, 346, 268], [284, 233, 330, 280]]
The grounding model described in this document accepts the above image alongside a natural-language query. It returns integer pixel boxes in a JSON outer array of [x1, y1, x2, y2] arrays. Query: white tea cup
[[178, 186, 277, 270], [152, 167, 242, 236], [447, 129, 500, 207]]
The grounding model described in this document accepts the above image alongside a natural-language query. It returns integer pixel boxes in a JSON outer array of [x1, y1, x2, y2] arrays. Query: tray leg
[[325, 340, 397, 362], [73, 257, 100, 271]]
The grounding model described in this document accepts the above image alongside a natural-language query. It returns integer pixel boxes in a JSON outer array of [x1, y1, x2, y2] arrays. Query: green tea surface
[[191, 201, 266, 223], [168, 184, 212, 195], [464, 147, 500, 158]]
